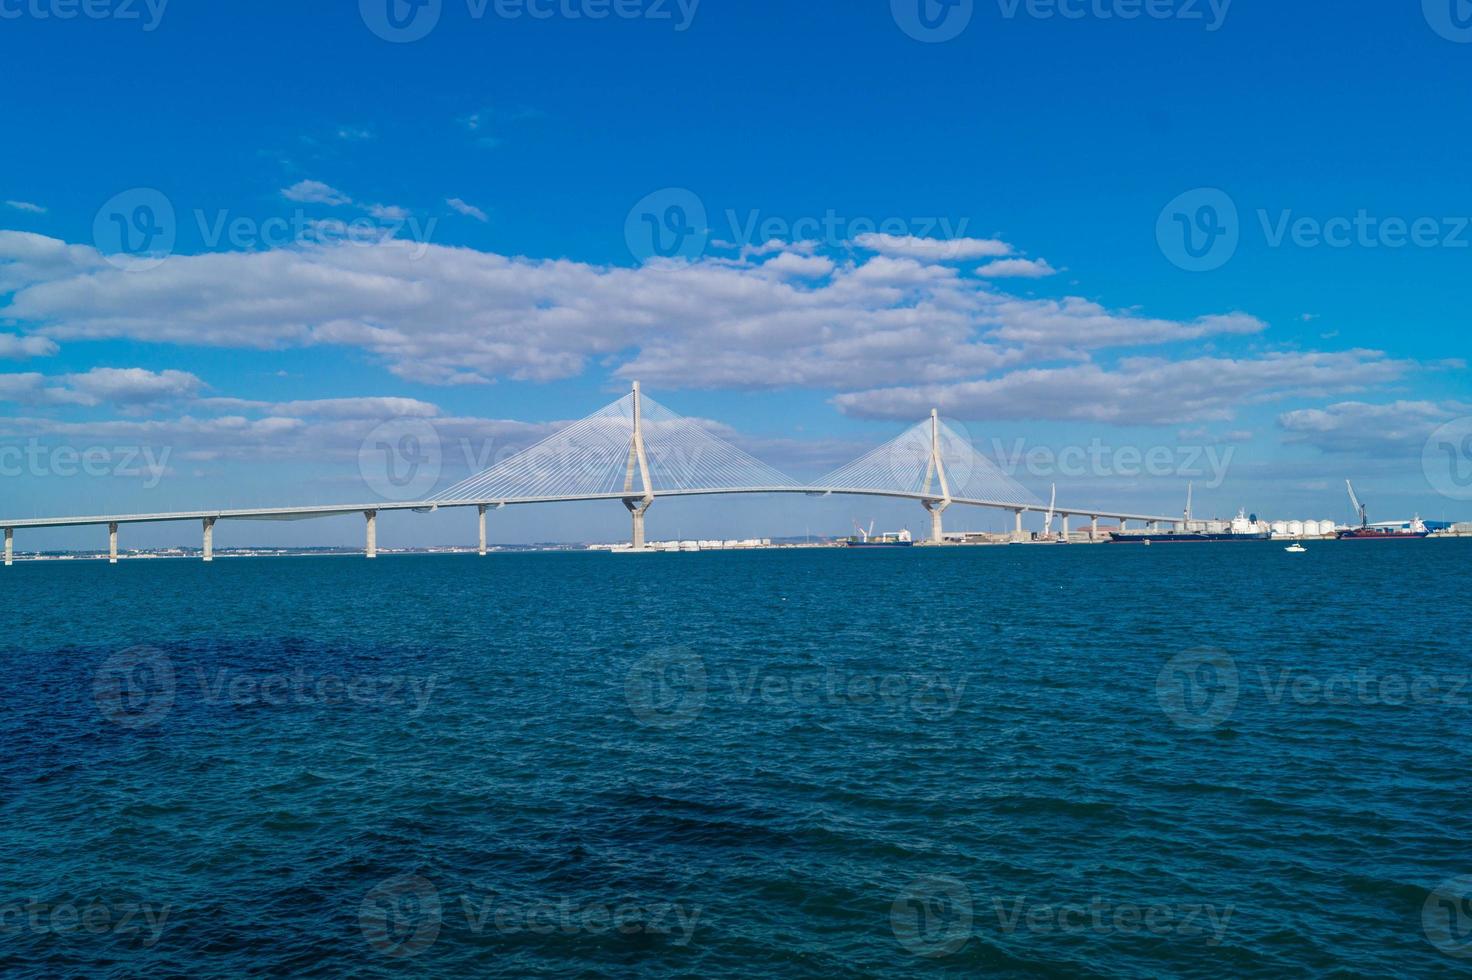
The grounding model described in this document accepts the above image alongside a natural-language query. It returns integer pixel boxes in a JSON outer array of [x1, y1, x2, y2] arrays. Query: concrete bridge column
[[108, 522, 118, 564], [624, 498, 652, 550], [1013, 509, 1024, 542], [923, 499, 950, 544], [4, 528, 11, 566], [1091, 516, 1099, 541], [1150, 520, 1160, 531], [202, 517, 216, 562], [478, 504, 488, 556], [365, 510, 378, 559], [1060, 514, 1070, 542], [1119, 519, 1128, 532]]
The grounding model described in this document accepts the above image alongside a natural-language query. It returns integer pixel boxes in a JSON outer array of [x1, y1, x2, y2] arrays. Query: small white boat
[[1285, 542, 1307, 553]]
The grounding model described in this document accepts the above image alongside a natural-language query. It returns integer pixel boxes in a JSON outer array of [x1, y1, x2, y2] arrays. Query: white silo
[[1271, 521, 1289, 536], [1287, 520, 1304, 537], [1316, 520, 1335, 537]]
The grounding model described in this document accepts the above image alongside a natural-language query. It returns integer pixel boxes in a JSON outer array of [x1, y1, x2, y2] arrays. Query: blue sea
[[3, 541, 1470, 977]]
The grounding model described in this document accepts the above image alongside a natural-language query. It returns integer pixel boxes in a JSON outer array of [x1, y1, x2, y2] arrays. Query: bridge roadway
[[0, 486, 1183, 563]]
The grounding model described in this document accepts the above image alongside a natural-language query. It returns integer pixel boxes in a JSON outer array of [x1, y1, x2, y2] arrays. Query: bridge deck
[[0, 487, 1180, 530]]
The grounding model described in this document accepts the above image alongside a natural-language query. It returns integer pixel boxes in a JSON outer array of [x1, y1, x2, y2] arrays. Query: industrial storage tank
[[1287, 520, 1304, 537], [1316, 520, 1336, 537], [1271, 521, 1289, 535]]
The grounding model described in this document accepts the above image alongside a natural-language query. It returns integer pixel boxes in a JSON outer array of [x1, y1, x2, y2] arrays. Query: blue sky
[[1, 0, 1469, 547]]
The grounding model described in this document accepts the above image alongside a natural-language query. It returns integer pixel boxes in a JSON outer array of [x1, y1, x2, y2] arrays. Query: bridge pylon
[[622, 381, 655, 550], [920, 409, 952, 544]]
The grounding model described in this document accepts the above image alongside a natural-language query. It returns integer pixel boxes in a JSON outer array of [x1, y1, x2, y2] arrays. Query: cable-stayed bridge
[[0, 383, 1182, 563]]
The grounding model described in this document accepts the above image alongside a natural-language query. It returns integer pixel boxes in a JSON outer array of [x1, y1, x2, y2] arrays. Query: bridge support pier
[[1060, 514, 1070, 542], [1013, 509, 1024, 542], [202, 517, 215, 562], [108, 522, 118, 564], [1091, 516, 1099, 541], [923, 499, 949, 544], [624, 498, 652, 550], [1119, 519, 1128, 532], [478, 504, 488, 556], [4, 527, 11, 566], [1150, 520, 1160, 531], [365, 510, 377, 559]]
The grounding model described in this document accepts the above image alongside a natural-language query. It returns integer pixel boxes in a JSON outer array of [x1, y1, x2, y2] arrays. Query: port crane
[[1346, 480, 1368, 528]]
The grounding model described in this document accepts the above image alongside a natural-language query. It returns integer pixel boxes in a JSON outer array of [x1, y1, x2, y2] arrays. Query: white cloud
[[197, 396, 441, 419], [0, 334, 58, 359], [976, 257, 1056, 278], [1277, 400, 1459, 454], [367, 203, 410, 222], [833, 351, 1415, 426], [853, 233, 1012, 261], [5, 200, 46, 214], [281, 180, 352, 206], [0, 231, 1419, 430], [0, 367, 202, 410], [446, 198, 489, 223]]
